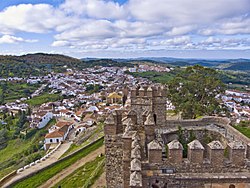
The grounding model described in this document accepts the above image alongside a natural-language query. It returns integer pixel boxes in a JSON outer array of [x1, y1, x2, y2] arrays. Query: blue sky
[[0, 0, 250, 59]]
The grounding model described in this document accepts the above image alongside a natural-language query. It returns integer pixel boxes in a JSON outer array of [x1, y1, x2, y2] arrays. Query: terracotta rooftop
[[56, 121, 71, 128], [45, 131, 64, 138]]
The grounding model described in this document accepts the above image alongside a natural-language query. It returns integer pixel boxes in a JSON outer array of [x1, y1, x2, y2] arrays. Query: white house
[[44, 122, 73, 150], [32, 111, 53, 129]]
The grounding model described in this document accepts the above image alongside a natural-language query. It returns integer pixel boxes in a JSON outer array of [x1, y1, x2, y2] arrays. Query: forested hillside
[[0, 53, 132, 78]]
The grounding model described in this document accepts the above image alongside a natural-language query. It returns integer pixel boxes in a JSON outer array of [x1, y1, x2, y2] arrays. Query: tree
[[167, 65, 225, 119], [17, 110, 27, 128]]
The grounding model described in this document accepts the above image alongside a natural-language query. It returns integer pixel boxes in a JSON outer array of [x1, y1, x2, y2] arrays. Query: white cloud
[[198, 37, 250, 50], [199, 17, 250, 35], [0, 4, 74, 34], [0, 35, 38, 44], [0, 0, 249, 52], [61, 0, 128, 19], [128, 0, 250, 24]]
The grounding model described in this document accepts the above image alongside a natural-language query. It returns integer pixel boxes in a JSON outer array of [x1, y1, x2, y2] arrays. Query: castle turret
[[167, 140, 183, 164], [148, 140, 162, 163], [207, 141, 225, 166], [228, 141, 245, 166], [187, 140, 204, 164]]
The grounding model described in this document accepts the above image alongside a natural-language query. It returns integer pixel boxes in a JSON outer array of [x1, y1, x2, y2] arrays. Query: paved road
[[39, 145, 105, 188], [3, 142, 71, 188]]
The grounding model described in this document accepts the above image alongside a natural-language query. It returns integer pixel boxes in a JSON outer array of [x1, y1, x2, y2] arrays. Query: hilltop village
[[0, 64, 167, 151], [0, 61, 250, 188]]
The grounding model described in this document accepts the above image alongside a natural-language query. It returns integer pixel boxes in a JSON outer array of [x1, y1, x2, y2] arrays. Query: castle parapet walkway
[[157, 116, 250, 145]]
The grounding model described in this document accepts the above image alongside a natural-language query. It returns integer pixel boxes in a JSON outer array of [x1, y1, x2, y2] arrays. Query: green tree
[[167, 65, 225, 119], [17, 110, 27, 128]]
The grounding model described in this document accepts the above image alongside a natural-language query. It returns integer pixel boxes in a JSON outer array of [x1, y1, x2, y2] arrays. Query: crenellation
[[168, 139, 183, 164], [228, 141, 246, 166], [187, 140, 204, 164], [104, 85, 250, 188], [207, 140, 225, 166]]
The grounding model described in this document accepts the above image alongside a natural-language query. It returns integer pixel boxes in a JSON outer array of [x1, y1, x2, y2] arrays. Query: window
[[153, 114, 157, 124], [50, 139, 53, 143], [56, 139, 59, 143], [162, 168, 175, 174]]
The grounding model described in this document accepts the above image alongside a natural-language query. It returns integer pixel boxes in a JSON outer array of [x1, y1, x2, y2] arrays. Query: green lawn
[[12, 138, 104, 188], [52, 155, 105, 188], [26, 93, 62, 106], [233, 125, 250, 138]]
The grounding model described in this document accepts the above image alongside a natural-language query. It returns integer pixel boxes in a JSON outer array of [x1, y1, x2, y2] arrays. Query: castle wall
[[105, 86, 250, 188], [144, 174, 250, 188], [105, 135, 124, 188]]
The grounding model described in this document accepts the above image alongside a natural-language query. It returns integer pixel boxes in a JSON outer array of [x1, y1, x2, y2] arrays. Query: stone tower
[[130, 86, 166, 126]]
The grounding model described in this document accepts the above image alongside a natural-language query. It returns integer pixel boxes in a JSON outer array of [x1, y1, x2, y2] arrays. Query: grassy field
[[12, 138, 104, 188], [233, 125, 250, 138], [0, 82, 40, 103], [0, 128, 47, 178], [26, 93, 62, 106], [52, 155, 105, 188]]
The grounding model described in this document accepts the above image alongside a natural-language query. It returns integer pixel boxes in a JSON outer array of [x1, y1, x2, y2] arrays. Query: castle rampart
[[105, 85, 250, 188]]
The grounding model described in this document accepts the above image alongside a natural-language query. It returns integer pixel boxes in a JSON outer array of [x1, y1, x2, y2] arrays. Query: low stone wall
[[0, 143, 61, 187], [163, 116, 250, 145], [5, 136, 104, 188], [144, 173, 250, 188], [17, 142, 62, 174]]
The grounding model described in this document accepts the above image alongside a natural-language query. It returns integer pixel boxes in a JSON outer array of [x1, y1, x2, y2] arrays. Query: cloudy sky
[[0, 0, 250, 59]]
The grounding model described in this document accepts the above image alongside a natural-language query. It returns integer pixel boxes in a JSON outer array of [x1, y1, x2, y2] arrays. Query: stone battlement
[[104, 85, 250, 188]]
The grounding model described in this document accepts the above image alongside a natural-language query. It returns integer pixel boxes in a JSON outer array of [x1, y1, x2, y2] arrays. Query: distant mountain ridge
[[0, 53, 249, 73]]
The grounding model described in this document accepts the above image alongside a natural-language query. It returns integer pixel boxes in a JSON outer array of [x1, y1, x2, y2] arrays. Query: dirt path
[[91, 171, 106, 188], [39, 145, 105, 188]]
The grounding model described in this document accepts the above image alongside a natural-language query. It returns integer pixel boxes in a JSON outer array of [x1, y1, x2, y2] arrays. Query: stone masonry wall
[[105, 135, 124, 188]]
